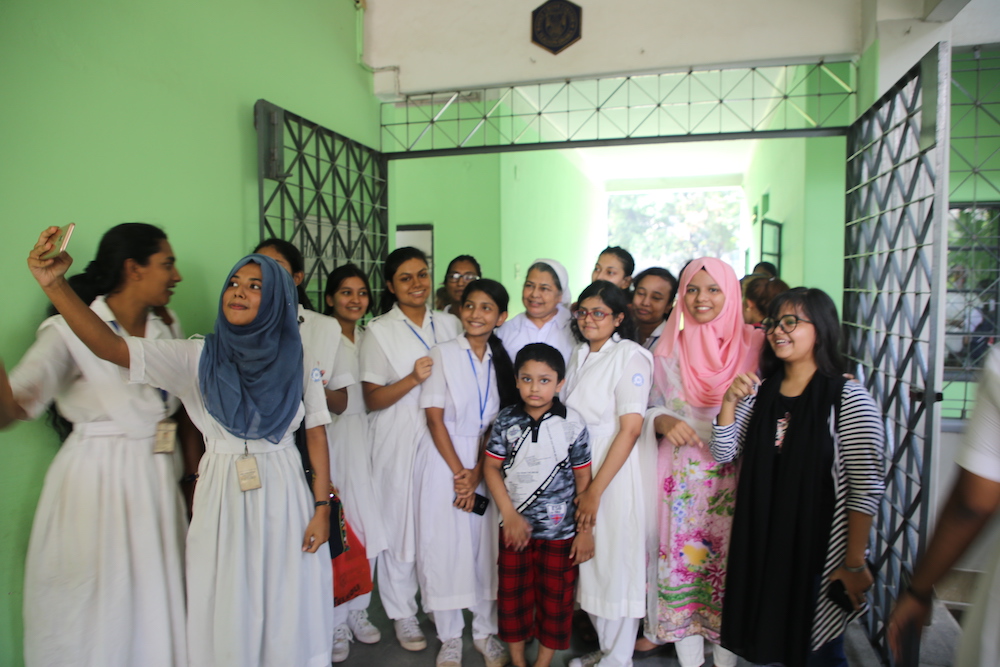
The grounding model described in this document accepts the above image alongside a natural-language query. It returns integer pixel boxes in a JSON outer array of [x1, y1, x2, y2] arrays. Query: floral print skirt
[[653, 440, 738, 643]]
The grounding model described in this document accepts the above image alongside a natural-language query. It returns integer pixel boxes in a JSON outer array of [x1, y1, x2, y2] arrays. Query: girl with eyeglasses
[[436, 255, 482, 314], [561, 281, 654, 667], [639, 258, 763, 667], [711, 287, 885, 667], [360, 247, 461, 652]]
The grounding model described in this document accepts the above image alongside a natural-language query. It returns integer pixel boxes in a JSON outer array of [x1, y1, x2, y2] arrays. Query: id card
[[236, 455, 262, 491], [154, 418, 177, 454]]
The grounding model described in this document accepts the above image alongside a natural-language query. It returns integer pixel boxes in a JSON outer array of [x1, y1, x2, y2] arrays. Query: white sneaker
[[394, 616, 428, 651], [567, 650, 605, 667], [473, 635, 510, 667], [331, 624, 352, 663], [437, 637, 464, 667], [347, 609, 382, 643]]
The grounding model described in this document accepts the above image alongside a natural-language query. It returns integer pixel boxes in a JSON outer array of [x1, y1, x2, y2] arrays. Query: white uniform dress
[[413, 336, 500, 641], [496, 304, 576, 365], [10, 296, 187, 667], [360, 304, 460, 618], [640, 320, 667, 351], [562, 336, 653, 667], [327, 327, 388, 560], [124, 336, 334, 667]]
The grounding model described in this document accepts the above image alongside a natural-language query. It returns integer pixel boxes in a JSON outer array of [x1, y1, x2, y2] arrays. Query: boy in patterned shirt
[[484, 343, 593, 667]]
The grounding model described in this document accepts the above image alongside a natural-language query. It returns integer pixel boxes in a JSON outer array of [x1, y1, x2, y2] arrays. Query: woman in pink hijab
[[638, 258, 764, 667]]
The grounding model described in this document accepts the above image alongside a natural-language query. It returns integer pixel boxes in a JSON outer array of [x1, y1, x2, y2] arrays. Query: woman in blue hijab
[[26, 227, 335, 667]]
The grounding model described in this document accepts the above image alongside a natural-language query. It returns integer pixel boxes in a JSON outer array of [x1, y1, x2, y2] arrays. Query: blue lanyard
[[404, 315, 437, 351], [466, 349, 492, 429]]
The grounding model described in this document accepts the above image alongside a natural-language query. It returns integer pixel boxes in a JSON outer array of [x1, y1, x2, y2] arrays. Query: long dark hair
[[379, 247, 429, 315], [48, 222, 168, 439], [633, 267, 679, 319], [759, 287, 845, 379], [253, 238, 314, 311], [570, 280, 638, 343], [461, 279, 518, 408], [599, 246, 636, 278], [323, 263, 374, 317], [52, 222, 167, 313]]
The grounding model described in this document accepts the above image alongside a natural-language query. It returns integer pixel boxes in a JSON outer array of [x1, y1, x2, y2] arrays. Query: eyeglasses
[[572, 308, 611, 322], [446, 272, 479, 284], [762, 314, 813, 335]]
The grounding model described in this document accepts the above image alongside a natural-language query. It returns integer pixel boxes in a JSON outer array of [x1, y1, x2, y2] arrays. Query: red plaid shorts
[[497, 535, 577, 650]]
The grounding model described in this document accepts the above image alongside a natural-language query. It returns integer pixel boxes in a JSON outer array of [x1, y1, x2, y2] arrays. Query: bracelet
[[844, 562, 867, 573], [314, 500, 331, 508], [180, 473, 199, 484], [906, 584, 933, 605]]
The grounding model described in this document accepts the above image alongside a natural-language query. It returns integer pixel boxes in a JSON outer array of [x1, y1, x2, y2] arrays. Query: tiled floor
[[337, 581, 958, 666]]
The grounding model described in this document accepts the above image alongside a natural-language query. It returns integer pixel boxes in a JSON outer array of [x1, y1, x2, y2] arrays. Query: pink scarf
[[653, 258, 763, 408]]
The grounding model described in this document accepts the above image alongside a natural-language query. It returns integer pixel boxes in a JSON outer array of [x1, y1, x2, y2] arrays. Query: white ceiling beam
[[924, 0, 973, 22]]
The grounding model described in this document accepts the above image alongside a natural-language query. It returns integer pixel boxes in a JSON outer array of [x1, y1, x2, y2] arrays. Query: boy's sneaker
[[473, 635, 511, 667], [567, 650, 605, 667], [347, 609, 381, 643], [437, 637, 464, 667], [331, 624, 352, 663], [394, 616, 428, 651]]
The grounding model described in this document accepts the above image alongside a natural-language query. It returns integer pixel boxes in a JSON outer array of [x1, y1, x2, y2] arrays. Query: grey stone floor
[[337, 582, 961, 666]]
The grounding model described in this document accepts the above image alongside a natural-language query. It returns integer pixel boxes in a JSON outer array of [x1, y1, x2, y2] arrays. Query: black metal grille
[[255, 100, 388, 311], [844, 43, 950, 664]]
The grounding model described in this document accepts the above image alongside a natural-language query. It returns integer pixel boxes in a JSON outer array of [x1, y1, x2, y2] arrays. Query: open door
[[843, 42, 951, 663]]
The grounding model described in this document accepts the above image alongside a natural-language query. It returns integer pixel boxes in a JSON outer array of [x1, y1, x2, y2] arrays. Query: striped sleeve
[[838, 382, 885, 516], [709, 394, 757, 463]]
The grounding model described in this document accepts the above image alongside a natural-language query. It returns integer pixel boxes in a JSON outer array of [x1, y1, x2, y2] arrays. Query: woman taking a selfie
[[2, 223, 189, 667], [26, 227, 335, 667], [711, 287, 885, 667]]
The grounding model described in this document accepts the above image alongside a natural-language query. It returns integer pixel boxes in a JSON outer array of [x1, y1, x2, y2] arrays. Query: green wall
[[390, 149, 603, 316], [389, 154, 502, 285], [0, 1, 379, 664], [499, 151, 606, 313], [742, 136, 847, 308]]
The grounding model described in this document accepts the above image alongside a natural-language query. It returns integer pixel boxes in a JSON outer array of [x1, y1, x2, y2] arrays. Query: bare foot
[[635, 637, 659, 652]]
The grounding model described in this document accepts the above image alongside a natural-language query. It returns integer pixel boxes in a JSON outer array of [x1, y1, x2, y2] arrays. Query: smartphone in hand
[[41, 223, 75, 260]]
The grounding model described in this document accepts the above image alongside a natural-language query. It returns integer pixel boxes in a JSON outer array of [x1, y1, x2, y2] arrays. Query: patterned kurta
[[648, 353, 737, 643]]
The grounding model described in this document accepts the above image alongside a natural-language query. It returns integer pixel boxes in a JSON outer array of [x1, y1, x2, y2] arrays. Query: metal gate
[[255, 100, 389, 309], [843, 43, 951, 663]]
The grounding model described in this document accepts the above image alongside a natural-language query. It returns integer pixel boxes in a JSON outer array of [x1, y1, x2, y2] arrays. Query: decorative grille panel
[[381, 61, 856, 155], [255, 100, 388, 310], [843, 44, 950, 664]]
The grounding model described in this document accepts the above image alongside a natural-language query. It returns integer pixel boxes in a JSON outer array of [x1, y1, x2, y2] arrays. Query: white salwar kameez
[[562, 336, 653, 667], [124, 336, 334, 667], [414, 336, 500, 641], [360, 304, 460, 619], [12, 297, 188, 667]]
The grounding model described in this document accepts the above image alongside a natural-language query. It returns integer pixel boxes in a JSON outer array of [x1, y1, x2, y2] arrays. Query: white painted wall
[[365, 0, 862, 97]]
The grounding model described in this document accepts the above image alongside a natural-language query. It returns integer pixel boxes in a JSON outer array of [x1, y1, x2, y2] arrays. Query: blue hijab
[[198, 254, 303, 444]]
